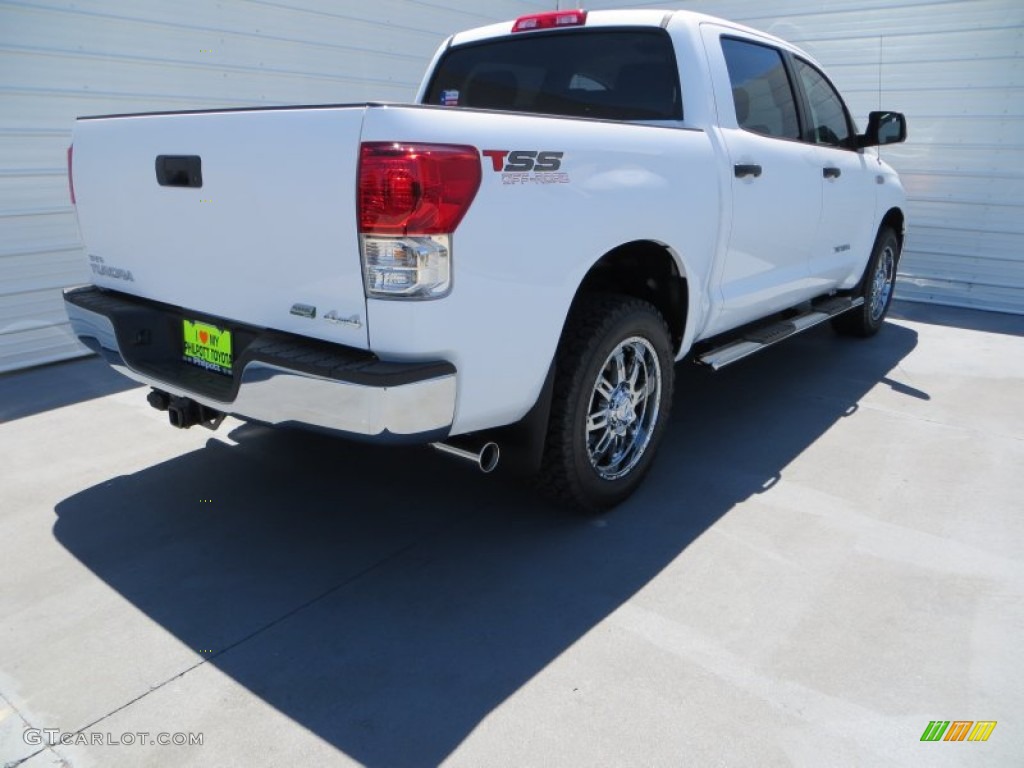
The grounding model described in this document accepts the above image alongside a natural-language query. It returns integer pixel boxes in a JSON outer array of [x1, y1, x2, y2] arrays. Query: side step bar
[[697, 296, 864, 370]]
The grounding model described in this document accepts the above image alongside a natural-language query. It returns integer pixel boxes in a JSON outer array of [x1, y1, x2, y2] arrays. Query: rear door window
[[721, 37, 801, 140], [424, 29, 682, 121]]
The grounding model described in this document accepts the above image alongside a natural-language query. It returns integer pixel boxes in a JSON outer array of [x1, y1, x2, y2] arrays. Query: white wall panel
[[0, 0, 540, 373], [3, 1, 1019, 376], [581, 0, 1024, 314]]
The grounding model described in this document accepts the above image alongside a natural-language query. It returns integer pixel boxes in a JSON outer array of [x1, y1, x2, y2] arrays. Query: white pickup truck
[[64, 9, 908, 511]]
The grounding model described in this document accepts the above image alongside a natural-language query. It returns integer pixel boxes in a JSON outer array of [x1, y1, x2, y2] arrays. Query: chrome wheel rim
[[586, 337, 662, 481], [870, 244, 896, 321]]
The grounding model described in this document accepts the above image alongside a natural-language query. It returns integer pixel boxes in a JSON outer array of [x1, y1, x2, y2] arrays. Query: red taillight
[[512, 9, 587, 33], [358, 143, 481, 235], [67, 144, 76, 205]]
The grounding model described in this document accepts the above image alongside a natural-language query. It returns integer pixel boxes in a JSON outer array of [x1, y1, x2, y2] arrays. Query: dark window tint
[[794, 58, 852, 148], [424, 30, 682, 121], [721, 38, 800, 140]]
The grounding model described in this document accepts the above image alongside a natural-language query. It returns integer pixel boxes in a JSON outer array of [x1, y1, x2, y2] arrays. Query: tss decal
[[482, 150, 564, 172]]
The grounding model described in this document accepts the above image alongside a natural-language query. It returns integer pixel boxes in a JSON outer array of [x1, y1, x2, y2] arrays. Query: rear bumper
[[63, 286, 456, 442]]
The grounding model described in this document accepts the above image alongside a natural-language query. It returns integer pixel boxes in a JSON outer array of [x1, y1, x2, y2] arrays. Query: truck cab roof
[[449, 9, 795, 53]]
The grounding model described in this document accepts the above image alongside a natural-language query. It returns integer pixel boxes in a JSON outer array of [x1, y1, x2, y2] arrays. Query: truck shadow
[[54, 323, 918, 767], [0, 355, 141, 422], [889, 301, 1024, 338]]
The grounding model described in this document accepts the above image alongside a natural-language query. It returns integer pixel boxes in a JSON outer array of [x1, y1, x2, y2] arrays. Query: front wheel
[[538, 294, 674, 512], [832, 226, 900, 337]]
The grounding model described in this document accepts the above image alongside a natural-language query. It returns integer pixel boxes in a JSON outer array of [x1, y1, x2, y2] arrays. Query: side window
[[721, 37, 800, 140], [794, 58, 852, 148]]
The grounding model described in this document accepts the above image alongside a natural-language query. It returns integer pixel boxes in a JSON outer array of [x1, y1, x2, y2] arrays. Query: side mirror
[[859, 111, 907, 148]]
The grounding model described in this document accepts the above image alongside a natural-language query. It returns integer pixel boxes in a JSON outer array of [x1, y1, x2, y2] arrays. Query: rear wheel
[[832, 226, 900, 337], [538, 294, 674, 512]]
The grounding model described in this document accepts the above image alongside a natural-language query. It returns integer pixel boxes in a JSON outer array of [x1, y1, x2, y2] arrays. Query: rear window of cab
[[423, 28, 682, 121]]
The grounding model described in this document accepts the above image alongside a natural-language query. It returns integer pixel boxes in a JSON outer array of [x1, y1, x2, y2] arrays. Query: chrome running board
[[697, 296, 865, 370]]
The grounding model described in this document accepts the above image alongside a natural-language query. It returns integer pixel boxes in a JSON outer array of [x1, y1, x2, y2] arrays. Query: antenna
[[877, 35, 883, 111]]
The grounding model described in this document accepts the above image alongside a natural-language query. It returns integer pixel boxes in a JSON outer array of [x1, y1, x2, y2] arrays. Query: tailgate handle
[[155, 155, 202, 188]]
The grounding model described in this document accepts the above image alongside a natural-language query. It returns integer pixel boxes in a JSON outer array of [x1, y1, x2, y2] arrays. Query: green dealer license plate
[[183, 319, 233, 375]]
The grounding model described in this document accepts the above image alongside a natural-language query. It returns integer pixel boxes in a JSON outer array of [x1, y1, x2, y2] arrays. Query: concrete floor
[[1, 301, 1022, 768]]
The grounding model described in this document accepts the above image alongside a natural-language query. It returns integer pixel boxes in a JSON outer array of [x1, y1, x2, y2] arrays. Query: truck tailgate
[[71, 106, 370, 349]]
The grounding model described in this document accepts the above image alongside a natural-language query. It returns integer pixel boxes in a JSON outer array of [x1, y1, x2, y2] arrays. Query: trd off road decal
[[482, 150, 569, 185]]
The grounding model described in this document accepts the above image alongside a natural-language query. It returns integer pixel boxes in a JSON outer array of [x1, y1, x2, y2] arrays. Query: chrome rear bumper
[[63, 286, 455, 441]]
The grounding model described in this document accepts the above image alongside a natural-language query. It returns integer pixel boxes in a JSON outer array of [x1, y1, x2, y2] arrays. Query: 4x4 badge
[[324, 311, 362, 329]]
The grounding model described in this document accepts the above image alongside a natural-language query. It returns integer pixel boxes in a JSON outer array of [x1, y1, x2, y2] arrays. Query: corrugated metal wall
[[580, 0, 1024, 314], [0, 0, 544, 373], [2, 1, 1020, 374]]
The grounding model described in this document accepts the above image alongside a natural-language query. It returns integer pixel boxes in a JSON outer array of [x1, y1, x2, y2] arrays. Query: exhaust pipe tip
[[430, 440, 500, 474], [478, 442, 500, 474]]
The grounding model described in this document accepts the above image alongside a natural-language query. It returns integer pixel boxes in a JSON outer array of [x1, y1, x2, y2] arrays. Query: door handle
[[734, 164, 762, 178], [823, 166, 841, 179]]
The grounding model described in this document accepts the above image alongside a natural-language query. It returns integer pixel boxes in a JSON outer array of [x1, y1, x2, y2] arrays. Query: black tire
[[538, 294, 674, 512], [832, 226, 900, 337]]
